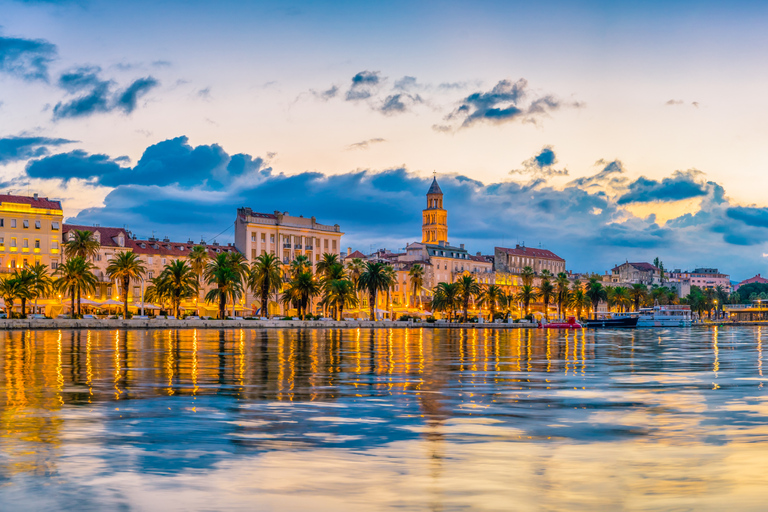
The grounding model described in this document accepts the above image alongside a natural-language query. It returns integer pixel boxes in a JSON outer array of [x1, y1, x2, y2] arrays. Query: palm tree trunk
[[219, 287, 225, 319], [21, 297, 26, 317], [123, 276, 129, 318], [77, 286, 81, 317], [71, 287, 75, 317], [369, 290, 375, 321], [261, 285, 269, 319], [338, 300, 344, 321]]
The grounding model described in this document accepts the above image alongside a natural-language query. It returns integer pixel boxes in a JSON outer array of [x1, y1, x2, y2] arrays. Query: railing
[[295, 244, 302, 249], [724, 304, 768, 310], [283, 244, 291, 249], [305, 245, 313, 250]]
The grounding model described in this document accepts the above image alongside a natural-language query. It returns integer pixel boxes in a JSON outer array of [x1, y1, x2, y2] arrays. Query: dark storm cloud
[[25, 150, 126, 182], [726, 206, 768, 229], [0, 35, 57, 82], [0, 135, 74, 165], [617, 170, 709, 204], [53, 66, 159, 119]]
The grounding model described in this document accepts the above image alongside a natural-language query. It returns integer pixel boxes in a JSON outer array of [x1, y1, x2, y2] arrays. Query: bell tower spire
[[422, 175, 448, 244]]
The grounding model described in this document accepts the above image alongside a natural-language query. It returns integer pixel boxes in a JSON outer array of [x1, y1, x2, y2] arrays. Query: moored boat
[[583, 312, 638, 328], [636, 305, 692, 327], [540, 316, 582, 329]]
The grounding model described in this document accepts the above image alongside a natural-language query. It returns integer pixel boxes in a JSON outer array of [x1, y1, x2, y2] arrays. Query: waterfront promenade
[[0, 318, 536, 331]]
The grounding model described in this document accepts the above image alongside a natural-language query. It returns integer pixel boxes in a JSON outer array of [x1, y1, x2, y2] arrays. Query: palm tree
[[521, 266, 535, 287], [281, 271, 320, 319], [106, 251, 146, 317], [63, 229, 100, 260], [408, 264, 425, 308], [13, 269, 36, 317], [539, 271, 555, 321], [608, 286, 631, 312], [383, 264, 397, 320], [315, 253, 339, 278], [431, 282, 460, 321], [321, 263, 358, 320], [54, 256, 97, 317], [0, 276, 22, 318], [358, 262, 396, 321], [188, 245, 209, 299], [515, 284, 541, 317], [629, 283, 648, 312], [249, 253, 283, 318], [290, 255, 312, 278], [585, 278, 607, 319], [226, 252, 250, 317], [346, 258, 365, 300], [204, 253, 243, 319], [567, 284, 589, 320], [456, 274, 481, 322], [482, 284, 504, 321], [28, 262, 52, 316], [501, 291, 517, 321], [556, 272, 570, 319], [154, 259, 198, 318]]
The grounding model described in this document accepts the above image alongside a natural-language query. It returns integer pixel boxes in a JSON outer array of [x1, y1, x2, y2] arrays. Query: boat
[[582, 312, 639, 328], [540, 316, 582, 329], [636, 305, 692, 327]]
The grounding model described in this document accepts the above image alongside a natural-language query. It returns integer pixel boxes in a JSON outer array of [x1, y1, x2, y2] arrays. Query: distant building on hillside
[[610, 262, 661, 286], [668, 268, 731, 293], [735, 274, 768, 291]]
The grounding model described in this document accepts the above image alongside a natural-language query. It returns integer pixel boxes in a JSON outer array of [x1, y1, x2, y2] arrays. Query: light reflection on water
[[1, 327, 768, 511]]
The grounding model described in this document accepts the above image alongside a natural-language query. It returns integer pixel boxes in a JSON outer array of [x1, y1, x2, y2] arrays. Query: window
[[133, 286, 140, 298], [51, 260, 58, 269], [251, 233, 256, 242], [148, 271, 153, 279], [11, 219, 16, 228], [324, 239, 329, 249], [270, 234, 275, 243], [23, 220, 29, 228], [22, 259, 27, 267], [11, 238, 16, 247], [96, 254, 101, 262], [251, 249, 257, 259], [34, 239, 40, 249], [162, 258, 167, 265], [261, 233, 266, 243], [35, 220, 41, 229], [107, 287, 112, 297], [0, 237, 3, 247], [0, 219, 3, 227], [10, 260, 15, 268], [148, 256, 154, 264], [332, 240, 337, 251], [95, 287, 101, 298], [52, 221, 59, 230], [52, 241, 58, 249]]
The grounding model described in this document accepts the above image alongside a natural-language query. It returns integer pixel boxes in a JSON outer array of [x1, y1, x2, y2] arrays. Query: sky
[[1, 0, 768, 280]]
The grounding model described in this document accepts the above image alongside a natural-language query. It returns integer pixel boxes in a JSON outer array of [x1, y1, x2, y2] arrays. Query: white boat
[[636, 305, 692, 327]]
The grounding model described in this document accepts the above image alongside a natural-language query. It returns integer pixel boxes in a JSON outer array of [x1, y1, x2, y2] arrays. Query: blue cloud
[[53, 66, 159, 119], [617, 170, 708, 204], [511, 146, 568, 178], [726, 206, 768, 228], [0, 136, 74, 165], [346, 71, 381, 101], [0, 35, 57, 82], [25, 150, 126, 182]]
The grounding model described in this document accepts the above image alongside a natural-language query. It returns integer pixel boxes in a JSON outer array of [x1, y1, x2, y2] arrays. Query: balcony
[[295, 244, 302, 249], [305, 245, 313, 250], [283, 243, 291, 249]]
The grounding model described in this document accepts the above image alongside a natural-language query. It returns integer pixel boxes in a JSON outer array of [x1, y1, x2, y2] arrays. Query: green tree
[[556, 272, 570, 319], [567, 283, 589, 320], [28, 262, 53, 316], [249, 253, 283, 318], [204, 253, 243, 319], [315, 253, 339, 279], [281, 271, 320, 319], [539, 271, 555, 320], [321, 263, 357, 320], [482, 284, 504, 321], [54, 256, 97, 317], [0, 276, 23, 318], [12, 269, 36, 317], [455, 275, 481, 322], [62, 229, 100, 312], [188, 245, 210, 301], [346, 258, 365, 301], [515, 285, 541, 317], [357, 262, 395, 321], [629, 283, 648, 311], [585, 278, 607, 319], [153, 259, 199, 318], [608, 286, 631, 312], [106, 251, 146, 317], [290, 255, 312, 278], [431, 282, 460, 321], [521, 266, 535, 287], [408, 264, 425, 308]]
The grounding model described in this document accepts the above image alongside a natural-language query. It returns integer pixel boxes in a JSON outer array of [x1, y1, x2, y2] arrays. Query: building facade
[[494, 245, 566, 275], [668, 268, 731, 293], [422, 177, 448, 244], [735, 274, 768, 291], [610, 262, 661, 285], [234, 208, 343, 269], [0, 194, 63, 273]]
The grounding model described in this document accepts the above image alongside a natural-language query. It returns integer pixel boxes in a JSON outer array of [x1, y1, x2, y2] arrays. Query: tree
[[315, 253, 339, 279], [629, 283, 648, 311], [357, 262, 395, 321], [0, 276, 23, 317], [188, 245, 210, 301], [456, 274, 481, 322], [204, 253, 243, 319], [431, 282, 460, 321], [226, 252, 250, 317], [482, 285, 504, 321], [608, 286, 631, 312], [653, 257, 666, 283], [54, 256, 97, 317], [290, 255, 312, 278], [539, 271, 555, 320], [585, 278, 607, 319], [567, 283, 589, 320], [346, 258, 365, 301], [13, 269, 36, 317], [321, 263, 357, 320], [28, 262, 52, 316], [521, 266, 535, 287], [515, 284, 541, 317], [62, 229, 100, 312], [281, 271, 320, 319], [106, 251, 146, 317], [249, 253, 283, 318], [408, 264, 425, 308], [382, 265, 397, 320], [153, 259, 198, 318], [556, 272, 570, 319]]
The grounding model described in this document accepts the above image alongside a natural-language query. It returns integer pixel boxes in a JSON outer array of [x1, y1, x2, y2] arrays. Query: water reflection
[[1, 327, 768, 510]]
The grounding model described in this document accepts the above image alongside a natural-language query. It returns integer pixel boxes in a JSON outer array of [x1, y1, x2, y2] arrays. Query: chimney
[[347, 247, 351, 256], [459, 243, 465, 250], [33, 193, 38, 200], [476, 252, 481, 256]]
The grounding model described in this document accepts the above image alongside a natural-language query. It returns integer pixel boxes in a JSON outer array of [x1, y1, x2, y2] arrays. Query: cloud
[[442, 78, 581, 130], [25, 150, 127, 183], [379, 93, 422, 114], [510, 146, 568, 178], [345, 70, 382, 101], [393, 76, 418, 91], [666, 99, 700, 108], [52, 67, 159, 119], [0, 35, 57, 81], [617, 170, 709, 204], [0, 135, 74, 165], [347, 138, 386, 150]]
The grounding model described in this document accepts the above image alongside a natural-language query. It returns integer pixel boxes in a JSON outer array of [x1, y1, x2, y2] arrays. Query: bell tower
[[422, 176, 448, 244]]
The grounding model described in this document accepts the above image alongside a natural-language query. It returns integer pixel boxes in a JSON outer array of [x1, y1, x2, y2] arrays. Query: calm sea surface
[[0, 327, 767, 511]]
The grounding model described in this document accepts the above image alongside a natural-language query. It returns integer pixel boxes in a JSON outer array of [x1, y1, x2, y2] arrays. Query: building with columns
[[234, 208, 344, 269], [0, 194, 63, 273]]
